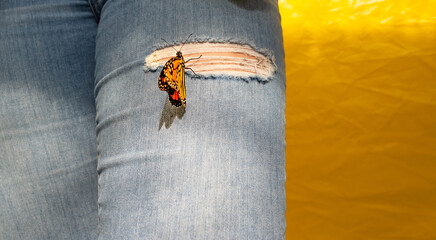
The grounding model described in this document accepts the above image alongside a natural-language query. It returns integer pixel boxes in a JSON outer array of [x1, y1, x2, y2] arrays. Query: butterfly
[[159, 34, 201, 107]]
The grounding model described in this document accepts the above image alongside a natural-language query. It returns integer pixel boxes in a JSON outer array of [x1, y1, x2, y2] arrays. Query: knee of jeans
[[144, 41, 277, 82]]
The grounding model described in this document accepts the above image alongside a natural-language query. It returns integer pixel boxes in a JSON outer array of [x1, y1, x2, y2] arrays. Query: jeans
[[0, 0, 286, 239]]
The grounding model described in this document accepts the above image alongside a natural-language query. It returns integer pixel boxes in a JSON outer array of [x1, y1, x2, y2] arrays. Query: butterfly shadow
[[158, 98, 186, 130]]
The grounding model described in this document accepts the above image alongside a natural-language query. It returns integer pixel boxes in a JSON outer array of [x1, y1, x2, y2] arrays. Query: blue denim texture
[[1, 0, 286, 239]]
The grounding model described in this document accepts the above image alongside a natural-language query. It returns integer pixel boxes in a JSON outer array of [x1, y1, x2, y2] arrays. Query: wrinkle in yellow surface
[[279, 0, 436, 239]]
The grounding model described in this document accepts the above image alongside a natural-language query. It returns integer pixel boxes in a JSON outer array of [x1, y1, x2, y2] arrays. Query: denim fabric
[[0, 1, 98, 239], [1, 0, 285, 239]]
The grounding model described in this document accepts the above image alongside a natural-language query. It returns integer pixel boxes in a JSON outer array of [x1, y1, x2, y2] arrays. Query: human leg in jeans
[[0, 0, 98, 239], [95, 0, 286, 239]]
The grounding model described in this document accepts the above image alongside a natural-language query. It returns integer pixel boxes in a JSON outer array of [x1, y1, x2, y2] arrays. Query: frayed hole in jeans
[[144, 42, 276, 81]]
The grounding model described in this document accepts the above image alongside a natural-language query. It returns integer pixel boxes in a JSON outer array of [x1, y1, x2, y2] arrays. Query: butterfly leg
[[185, 54, 202, 63], [185, 67, 200, 78]]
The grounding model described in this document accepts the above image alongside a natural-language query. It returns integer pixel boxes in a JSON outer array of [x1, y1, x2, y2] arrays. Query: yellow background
[[279, 0, 436, 239]]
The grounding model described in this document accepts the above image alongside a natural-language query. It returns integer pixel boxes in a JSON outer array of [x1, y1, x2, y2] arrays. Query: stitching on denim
[[95, 0, 102, 12], [88, 0, 100, 23], [96, 138, 102, 235]]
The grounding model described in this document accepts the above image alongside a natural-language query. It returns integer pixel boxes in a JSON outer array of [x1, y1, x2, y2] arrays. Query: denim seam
[[88, 0, 101, 23], [95, 0, 102, 12]]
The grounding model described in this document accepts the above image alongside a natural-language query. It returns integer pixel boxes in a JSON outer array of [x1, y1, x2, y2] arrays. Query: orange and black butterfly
[[159, 34, 201, 107]]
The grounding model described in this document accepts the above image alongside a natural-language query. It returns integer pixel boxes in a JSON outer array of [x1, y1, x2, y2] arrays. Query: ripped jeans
[[0, 0, 286, 239]]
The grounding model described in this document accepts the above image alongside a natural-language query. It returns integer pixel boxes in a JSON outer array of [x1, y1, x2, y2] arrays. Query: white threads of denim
[[145, 43, 276, 80]]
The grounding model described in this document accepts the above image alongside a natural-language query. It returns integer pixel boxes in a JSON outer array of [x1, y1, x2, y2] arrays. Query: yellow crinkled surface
[[279, 0, 436, 239]]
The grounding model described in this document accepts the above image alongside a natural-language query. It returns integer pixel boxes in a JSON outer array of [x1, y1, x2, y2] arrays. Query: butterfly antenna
[[161, 38, 178, 52], [179, 33, 193, 51]]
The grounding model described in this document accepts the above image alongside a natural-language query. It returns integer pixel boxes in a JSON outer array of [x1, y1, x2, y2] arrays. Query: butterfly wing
[[167, 87, 183, 107], [159, 56, 186, 107], [176, 61, 186, 107], [158, 58, 173, 91]]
